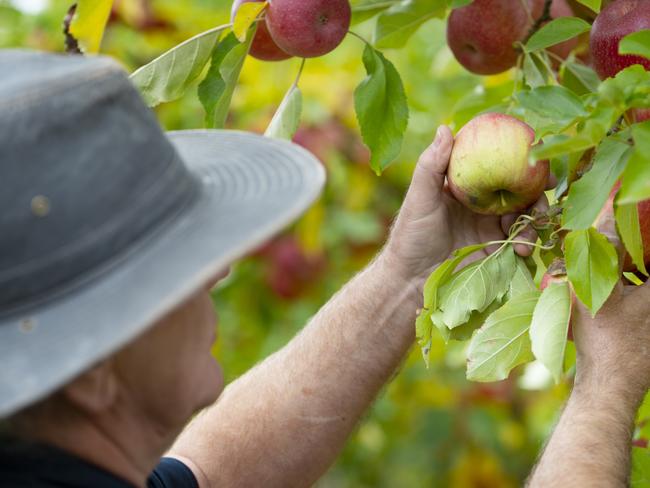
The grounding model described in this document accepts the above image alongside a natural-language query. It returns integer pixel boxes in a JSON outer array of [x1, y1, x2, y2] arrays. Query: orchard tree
[[63, 0, 650, 482]]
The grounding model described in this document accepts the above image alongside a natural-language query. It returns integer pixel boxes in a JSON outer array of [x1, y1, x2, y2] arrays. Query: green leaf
[[530, 281, 571, 383], [373, 0, 447, 49], [509, 257, 537, 298], [448, 299, 503, 342], [574, 0, 600, 13], [562, 136, 632, 230], [561, 61, 601, 96], [525, 17, 591, 53], [599, 65, 650, 105], [354, 44, 409, 174], [466, 291, 540, 382], [68, 0, 113, 53], [522, 52, 555, 89], [624, 272, 645, 285], [565, 228, 619, 315], [532, 103, 619, 160], [130, 24, 228, 107], [437, 246, 517, 329], [422, 243, 489, 310], [620, 121, 650, 204], [633, 447, 650, 488], [265, 86, 302, 140], [415, 307, 434, 366], [351, 0, 396, 25], [431, 309, 450, 343], [619, 30, 650, 61], [616, 200, 649, 276], [233, 1, 266, 42], [516, 85, 588, 138], [450, 0, 473, 7], [199, 31, 253, 129]]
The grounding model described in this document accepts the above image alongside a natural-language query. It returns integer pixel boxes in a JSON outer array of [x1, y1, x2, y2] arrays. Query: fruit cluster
[[446, 0, 650, 274]]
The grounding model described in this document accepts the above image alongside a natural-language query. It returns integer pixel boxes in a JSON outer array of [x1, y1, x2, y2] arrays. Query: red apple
[[447, 113, 549, 215], [630, 108, 650, 123], [231, 0, 292, 61], [447, 0, 577, 75], [266, 0, 351, 58], [590, 0, 650, 80]]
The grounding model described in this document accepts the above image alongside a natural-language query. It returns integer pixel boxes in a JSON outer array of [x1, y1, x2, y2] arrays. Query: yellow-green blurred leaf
[[233, 1, 267, 42], [69, 0, 113, 53]]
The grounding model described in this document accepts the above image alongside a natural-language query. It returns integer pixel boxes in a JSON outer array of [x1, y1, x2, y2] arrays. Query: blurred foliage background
[[0, 0, 576, 485]]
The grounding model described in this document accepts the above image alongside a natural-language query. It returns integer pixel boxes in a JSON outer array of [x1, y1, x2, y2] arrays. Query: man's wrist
[[572, 370, 647, 418], [373, 251, 424, 308]]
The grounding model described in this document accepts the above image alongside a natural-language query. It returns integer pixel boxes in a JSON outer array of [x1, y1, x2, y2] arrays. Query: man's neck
[[30, 407, 175, 488]]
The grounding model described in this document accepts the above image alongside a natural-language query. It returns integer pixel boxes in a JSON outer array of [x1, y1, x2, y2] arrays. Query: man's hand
[[573, 281, 650, 404], [381, 126, 547, 291], [528, 226, 650, 488]]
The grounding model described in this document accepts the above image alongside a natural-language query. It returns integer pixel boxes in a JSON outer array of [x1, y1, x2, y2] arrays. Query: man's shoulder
[[0, 437, 197, 488], [149, 457, 199, 488]]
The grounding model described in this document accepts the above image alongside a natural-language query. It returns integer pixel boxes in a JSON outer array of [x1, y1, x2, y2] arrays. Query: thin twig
[[63, 3, 82, 54], [523, 0, 553, 45]]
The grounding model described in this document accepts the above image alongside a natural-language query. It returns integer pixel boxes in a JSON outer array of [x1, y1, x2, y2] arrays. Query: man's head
[[4, 268, 230, 449], [0, 51, 324, 437]]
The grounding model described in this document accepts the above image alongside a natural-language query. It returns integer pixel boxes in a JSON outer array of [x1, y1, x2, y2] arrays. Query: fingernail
[[433, 126, 443, 147]]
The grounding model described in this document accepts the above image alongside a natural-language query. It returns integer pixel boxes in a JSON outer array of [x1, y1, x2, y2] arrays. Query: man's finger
[[407, 125, 454, 200], [545, 172, 558, 190]]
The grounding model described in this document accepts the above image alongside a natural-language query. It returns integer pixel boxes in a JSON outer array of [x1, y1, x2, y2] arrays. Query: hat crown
[[0, 50, 199, 315]]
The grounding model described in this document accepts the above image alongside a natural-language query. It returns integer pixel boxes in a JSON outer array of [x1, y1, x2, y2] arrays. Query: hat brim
[[0, 130, 325, 417]]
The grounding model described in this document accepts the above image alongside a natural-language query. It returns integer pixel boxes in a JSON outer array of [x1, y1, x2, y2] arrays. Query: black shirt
[[0, 438, 199, 488]]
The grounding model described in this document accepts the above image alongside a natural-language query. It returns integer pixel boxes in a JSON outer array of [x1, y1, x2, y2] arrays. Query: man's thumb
[[408, 125, 454, 200]]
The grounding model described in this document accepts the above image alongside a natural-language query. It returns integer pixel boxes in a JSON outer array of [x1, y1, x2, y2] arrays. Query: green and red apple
[[447, 113, 549, 215]]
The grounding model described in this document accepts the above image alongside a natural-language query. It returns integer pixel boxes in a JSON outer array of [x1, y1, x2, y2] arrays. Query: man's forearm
[[527, 378, 643, 488], [171, 254, 426, 487]]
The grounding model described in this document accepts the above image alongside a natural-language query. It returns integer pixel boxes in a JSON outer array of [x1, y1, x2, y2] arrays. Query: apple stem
[[347, 30, 372, 48], [499, 191, 507, 209], [289, 58, 306, 92], [487, 239, 556, 251]]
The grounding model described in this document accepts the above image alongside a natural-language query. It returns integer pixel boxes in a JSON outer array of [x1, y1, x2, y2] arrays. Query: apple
[[265, 0, 351, 58], [231, 0, 292, 61], [630, 108, 650, 123], [590, 0, 650, 80], [447, 0, 576, 75], [447, 113, 549, 215]]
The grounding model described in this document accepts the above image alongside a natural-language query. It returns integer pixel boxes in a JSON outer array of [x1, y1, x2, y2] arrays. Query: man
[[0, 49, 646, 488]]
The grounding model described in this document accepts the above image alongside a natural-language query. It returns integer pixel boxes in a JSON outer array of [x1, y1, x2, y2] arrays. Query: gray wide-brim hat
[[0, 50, 325, 417]]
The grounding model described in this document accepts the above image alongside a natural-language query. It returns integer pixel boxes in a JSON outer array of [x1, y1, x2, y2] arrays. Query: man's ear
[[62, 359, 118, 414]]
